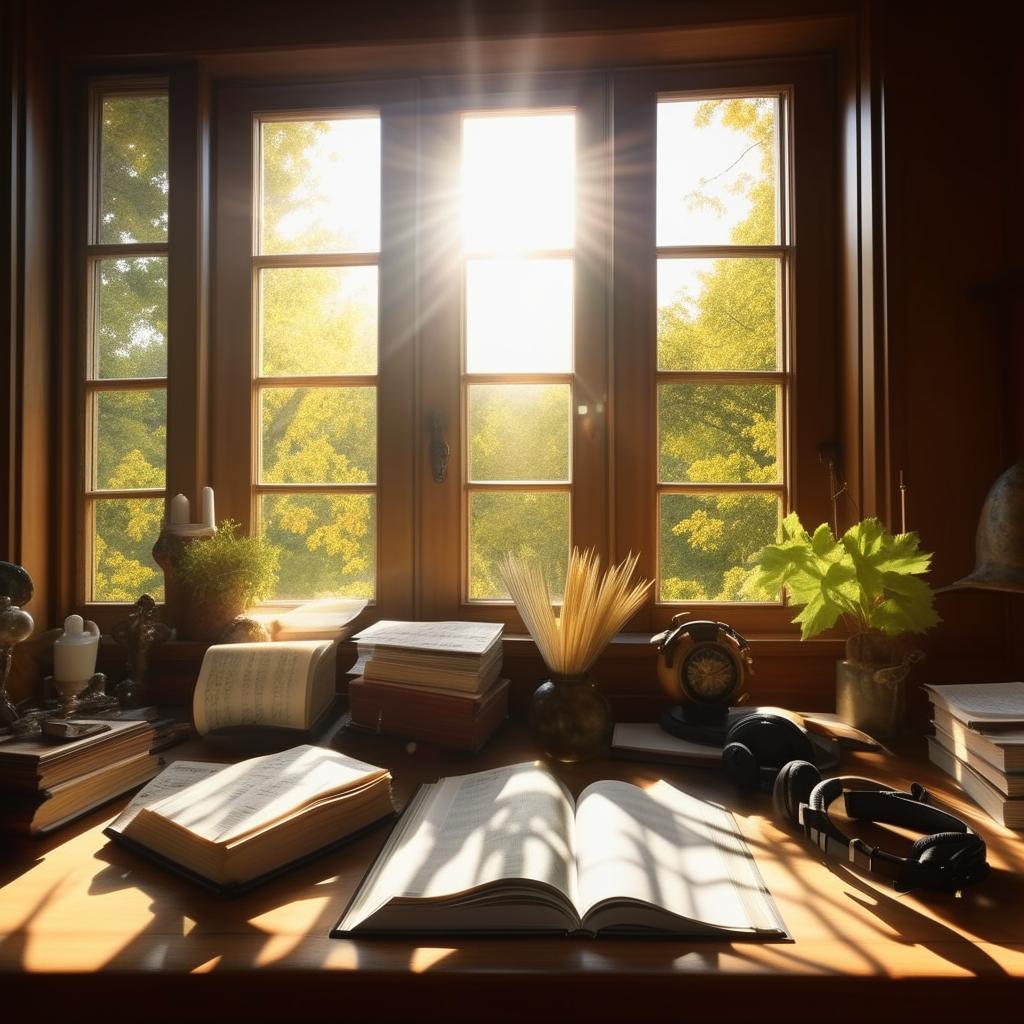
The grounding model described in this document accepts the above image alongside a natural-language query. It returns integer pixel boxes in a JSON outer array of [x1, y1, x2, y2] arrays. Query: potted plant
[[748, 514, 939, 736], [173, 520, 281, 642]]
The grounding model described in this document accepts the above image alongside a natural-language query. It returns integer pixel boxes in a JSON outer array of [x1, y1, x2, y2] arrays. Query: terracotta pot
[[179, 591, 247, 643]]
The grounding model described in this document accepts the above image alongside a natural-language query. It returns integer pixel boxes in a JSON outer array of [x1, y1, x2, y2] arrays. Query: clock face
[[682, 644, 738, 703]]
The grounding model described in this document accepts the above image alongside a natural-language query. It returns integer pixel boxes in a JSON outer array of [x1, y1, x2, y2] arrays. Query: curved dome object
[[947, 460, 1024, 593]]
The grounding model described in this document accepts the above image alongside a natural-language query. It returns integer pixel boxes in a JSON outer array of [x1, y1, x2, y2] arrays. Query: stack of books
[[925, 682, 1024, 828], [0, 718, 160, 835], [348, 620, 507, 752]]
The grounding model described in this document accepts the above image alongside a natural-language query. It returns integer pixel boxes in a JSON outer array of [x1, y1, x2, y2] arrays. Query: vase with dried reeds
[[500, 548, 651, 762]]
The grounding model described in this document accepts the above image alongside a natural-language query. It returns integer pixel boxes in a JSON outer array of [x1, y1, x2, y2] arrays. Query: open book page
[[139, 745, 386, 844], [192, 641, 328, 735], [354, 620, 503, 656], [342, 762, 577, 929], [575, 780, 786, 935], [106, 761, 223, 834]]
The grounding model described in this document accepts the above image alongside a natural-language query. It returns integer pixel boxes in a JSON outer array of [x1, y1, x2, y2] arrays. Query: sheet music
[[353, 620, 502, 656], [106, 761, 223, 834], [141, 745, 384, 844], [192, 642, 324, 735]]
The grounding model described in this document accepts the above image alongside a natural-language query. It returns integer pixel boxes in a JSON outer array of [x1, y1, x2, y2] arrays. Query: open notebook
[[333, 761, 787, 938]]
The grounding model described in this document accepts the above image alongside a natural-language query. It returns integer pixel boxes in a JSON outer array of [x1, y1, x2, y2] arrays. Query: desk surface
[[3, 719, 1024, 1021]]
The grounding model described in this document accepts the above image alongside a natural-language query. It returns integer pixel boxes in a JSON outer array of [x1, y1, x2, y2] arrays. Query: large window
[[79, 61, 836, 633]]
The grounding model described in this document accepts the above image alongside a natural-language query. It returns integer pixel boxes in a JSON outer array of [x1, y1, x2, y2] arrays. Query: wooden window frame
[[212, 80, 417, 620], [417, 73, 610, 626], [67, 51, 839, 643], [80, 76, 170, 608], [612, 57, 838, 635]]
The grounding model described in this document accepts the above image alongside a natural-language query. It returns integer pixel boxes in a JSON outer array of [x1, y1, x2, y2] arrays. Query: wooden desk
[[3, 721, 1024, 1022]]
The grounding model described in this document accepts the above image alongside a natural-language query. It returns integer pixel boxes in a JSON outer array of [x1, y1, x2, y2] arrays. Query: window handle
[[429, 412, 450, 484]]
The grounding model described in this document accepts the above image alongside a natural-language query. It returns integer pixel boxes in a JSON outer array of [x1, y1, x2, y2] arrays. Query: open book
[[192, 640, 338, 737], [333, 761, 787, 938], [106, 745, 395, 893]]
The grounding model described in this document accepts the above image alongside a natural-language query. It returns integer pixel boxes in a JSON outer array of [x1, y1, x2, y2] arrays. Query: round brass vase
[[835, 659, 911, 738], [528, 673, 613, 763]]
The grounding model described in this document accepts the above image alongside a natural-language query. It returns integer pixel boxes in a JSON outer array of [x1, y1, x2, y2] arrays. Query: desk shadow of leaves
[[84, 835, 372, 972]]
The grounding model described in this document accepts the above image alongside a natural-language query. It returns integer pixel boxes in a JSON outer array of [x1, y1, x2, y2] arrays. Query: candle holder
[[112, 594, 173, 708]]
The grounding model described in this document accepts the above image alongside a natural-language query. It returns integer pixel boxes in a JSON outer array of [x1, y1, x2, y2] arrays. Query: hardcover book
[[105, 745, 396, 893], [333, 761, 787, 938]]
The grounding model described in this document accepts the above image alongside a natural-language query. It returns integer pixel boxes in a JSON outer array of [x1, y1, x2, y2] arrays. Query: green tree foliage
[[94, 97, 786, 606], [658, 97, 783, 602], [92, 96, 169, 601]]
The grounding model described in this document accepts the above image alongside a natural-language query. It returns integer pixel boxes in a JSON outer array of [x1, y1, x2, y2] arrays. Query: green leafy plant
[[175, 520, 281, 608], [748, 514, 940, 643]]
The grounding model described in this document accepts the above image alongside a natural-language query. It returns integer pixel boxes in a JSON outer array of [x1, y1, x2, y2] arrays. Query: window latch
[[429, 412, 450, 484]]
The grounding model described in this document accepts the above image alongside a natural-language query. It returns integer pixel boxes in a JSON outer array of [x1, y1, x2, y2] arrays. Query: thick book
[[0, 751, 161, 835], [930, 706, 1024, 773], [105, 745, 396, 894], [0, 718, 154, 794], [192, 640, 338, 737], [348, 676, 509, 752], [927, 737, 1024, 829], [332, 761, 787, 938], [932, 724, 1024, 797], [923, 682, 1024, 729], [363, 651, 503, 694]]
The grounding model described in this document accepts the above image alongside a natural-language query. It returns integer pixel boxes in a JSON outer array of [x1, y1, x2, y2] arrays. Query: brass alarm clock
[[652, 615, 753, 737]]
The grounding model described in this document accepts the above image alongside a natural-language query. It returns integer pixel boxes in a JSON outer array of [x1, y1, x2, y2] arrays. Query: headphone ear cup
[[910, 831, 978, 865], [722, 742, 759, 789], [772, 759, 821, 826]]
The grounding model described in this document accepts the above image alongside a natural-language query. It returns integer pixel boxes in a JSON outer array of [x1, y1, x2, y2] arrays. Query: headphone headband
[[796, 775, 988, 894]]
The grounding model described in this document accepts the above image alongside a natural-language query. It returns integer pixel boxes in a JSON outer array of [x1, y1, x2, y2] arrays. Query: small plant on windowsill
[[173, 520, 281, 643], [747, 513, 939, 737]]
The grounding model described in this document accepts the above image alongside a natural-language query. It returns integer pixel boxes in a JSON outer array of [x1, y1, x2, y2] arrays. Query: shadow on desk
[[4, 729, 1024, 1021]]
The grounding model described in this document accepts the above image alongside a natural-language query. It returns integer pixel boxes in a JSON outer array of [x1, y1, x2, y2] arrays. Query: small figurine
[[112, 594, 172, 708]]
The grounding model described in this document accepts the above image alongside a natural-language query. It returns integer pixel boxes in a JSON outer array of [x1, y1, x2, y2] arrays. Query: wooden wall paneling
[[1, 0, 56, 632], [878, 3, 1017, 685]]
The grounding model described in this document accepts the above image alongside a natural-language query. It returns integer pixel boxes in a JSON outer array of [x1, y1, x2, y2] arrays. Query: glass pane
[[468, 491, 570, 600], [96, 256, 167, 379], [93, 497, 165, 602], [465, 258, 573, 373], [657, 97, 779, 247], [659, 383, 779, 484], [260, 266, 377, 376], [94, 389, 167, 490], [260, 117, 380, 255], [99, 94, 169, 244], [657, 258, 780, 372], [468, 384, 570, 482], [659, 492, 780, 602], [462, 112, 575, 252], [261, 387, 376, 485], [261, 493, 375, 599]]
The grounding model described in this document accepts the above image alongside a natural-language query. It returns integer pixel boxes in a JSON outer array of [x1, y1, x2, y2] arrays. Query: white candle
[[54, 614, 100, 684], [202, 486, 216, 529], [170, 493, 190, 526]]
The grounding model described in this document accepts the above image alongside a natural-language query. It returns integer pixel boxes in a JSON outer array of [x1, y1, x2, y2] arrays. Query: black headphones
[[773, 761, 988, 893], [721, 713, 988, 893], [721, 712, 815, 790]]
